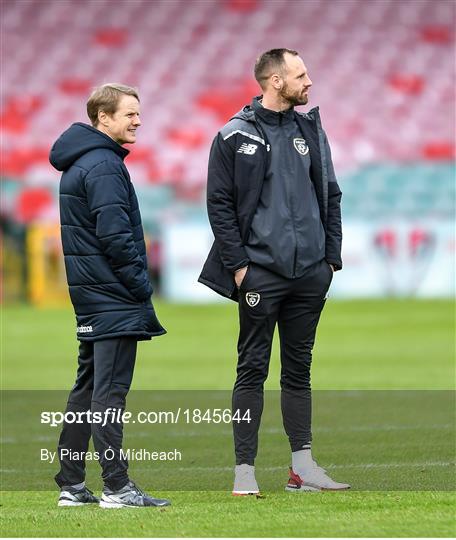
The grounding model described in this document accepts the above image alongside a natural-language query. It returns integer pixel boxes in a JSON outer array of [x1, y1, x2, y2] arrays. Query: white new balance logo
[[237, 143, 258, 155]]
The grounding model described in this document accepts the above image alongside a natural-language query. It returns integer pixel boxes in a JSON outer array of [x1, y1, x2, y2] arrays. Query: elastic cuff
[[103, 476, 130, 492], [235, 458, 255, 466]]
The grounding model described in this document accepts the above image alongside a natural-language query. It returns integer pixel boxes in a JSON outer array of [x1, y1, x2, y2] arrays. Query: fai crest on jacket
[[245, 292, 261, 307], [293, 138, 309, 156]]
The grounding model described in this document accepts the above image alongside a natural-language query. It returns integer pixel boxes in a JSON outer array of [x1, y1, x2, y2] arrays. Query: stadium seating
[[340, 163, 455, 219], [1, 0, 454, 221]]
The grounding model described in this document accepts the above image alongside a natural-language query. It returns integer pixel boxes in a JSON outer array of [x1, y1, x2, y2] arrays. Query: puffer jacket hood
[[50, 122, 128, 172]]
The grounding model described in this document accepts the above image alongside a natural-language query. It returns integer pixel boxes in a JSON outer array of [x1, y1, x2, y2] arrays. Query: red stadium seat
[[167, 128, 206, 148], [420, 25, 453, 44], [1, 148, 49, 177], [388, 75, 424, 95], [225, 0, 258, 12], [59, 79, 92, 95], [422, 142, 455, 160], [0, 95, 43, 133], [94, 28, 128, 47], [16, 187, 53, 223]]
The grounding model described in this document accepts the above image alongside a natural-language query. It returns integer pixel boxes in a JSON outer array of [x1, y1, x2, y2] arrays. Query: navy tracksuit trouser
[[232, 259, 333, 465], [55, 337, 137, 491]]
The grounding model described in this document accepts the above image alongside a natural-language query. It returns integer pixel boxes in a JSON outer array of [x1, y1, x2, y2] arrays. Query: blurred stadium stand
[[1, 0, 455, 301]]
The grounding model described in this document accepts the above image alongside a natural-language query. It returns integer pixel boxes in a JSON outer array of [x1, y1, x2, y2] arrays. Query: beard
[[279, 82, 308, 107]]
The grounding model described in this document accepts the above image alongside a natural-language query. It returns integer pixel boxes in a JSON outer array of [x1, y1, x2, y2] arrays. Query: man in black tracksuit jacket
[[50, 84, 170, 508], [199, 49, 350, 493]]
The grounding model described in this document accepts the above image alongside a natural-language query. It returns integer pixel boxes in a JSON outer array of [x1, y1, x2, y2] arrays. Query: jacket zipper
[[241, 121, 270, 242], [280, 111, 297, 277], [287, 159, 298, 279]]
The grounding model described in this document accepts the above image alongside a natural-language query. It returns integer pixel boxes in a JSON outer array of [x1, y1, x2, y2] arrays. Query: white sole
[[286, 484, 350, 492], [99, 498, 136, 509], [58, 500, 87, 507], [232, 490, 260, 496], [285, 485, 320, 493], [99, 494, 170, 508]]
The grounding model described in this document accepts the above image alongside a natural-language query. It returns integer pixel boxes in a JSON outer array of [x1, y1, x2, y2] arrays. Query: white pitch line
[[1, 423, 453, 444], [175, 462, 455, 472], [250, 424, 454, 435], [120, 461, 455, 473], [1, 461, 454, 477]]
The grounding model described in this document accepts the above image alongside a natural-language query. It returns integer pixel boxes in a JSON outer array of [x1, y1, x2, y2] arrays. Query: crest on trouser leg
[[245, 292, 260, 307]]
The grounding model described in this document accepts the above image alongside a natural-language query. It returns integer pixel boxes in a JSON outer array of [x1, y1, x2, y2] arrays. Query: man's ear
[[271, 73, 283, 90], [98, 110, 109, 127]]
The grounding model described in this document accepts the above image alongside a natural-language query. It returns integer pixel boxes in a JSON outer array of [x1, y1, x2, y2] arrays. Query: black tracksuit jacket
[[198, 101, 342, 301]]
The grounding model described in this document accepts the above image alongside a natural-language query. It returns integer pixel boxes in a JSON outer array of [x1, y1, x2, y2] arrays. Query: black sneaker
[[100, 481, 171, 508], [58, 486, 99, 507]]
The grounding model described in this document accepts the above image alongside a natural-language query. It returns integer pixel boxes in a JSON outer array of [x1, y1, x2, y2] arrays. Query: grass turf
[[3, 299, 454, 390], [1, 300, 455, 537], [1, 491, 455, 538]]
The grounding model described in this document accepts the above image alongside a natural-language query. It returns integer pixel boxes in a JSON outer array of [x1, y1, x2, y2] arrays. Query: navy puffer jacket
[[50, 122, 166, 341]]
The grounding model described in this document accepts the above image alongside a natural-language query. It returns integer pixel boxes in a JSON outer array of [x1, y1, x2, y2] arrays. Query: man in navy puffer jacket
[[49, 84, 169, 509]]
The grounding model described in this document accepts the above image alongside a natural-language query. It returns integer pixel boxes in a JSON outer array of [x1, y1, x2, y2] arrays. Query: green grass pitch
[[1, 299, 455, 537]]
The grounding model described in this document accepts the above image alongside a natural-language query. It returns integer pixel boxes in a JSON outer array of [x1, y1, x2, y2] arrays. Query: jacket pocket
[[239, 264, 253, 291]]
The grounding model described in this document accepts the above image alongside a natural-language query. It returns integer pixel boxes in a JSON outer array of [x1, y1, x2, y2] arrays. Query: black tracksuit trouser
[[55, 337, 137, 491], [233, 259, 333, 465]]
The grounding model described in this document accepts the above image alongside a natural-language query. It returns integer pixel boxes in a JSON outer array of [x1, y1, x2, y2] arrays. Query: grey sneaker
[[232, 464, 260, 495], [286, 465, 351, 492], [100, 481, 171, 508], [58, 486, 99, 507]]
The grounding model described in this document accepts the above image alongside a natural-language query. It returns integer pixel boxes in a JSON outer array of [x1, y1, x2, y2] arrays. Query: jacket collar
[[231, 100, 319, 125], [251, 96, 294, 125]]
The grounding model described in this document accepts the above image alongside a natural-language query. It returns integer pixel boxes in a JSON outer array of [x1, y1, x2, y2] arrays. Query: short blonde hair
[[86, 83, 139, 126]]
